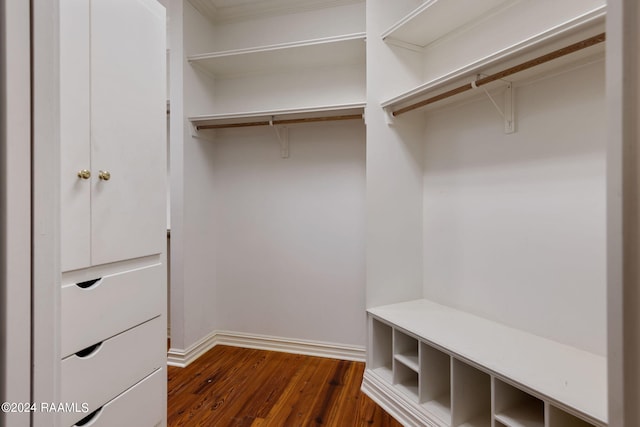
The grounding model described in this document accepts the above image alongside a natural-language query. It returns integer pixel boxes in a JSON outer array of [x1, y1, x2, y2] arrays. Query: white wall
[[169, 0, 221, 350], [212, 122, 366, 345], [422, 61, 606, 355], [419, 0, 606, 84], [207, 3, 366, 114], [365, 0, 426, 309], [212, 2, 365, 50], [606, 0, 640, 424]]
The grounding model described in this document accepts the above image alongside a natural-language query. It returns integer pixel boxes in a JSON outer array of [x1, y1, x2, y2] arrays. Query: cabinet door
[[90, 0, 166, 265], [60, 0, 91, 272]]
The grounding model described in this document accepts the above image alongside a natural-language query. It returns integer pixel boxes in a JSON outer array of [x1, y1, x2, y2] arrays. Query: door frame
[[31, 0, 61, 425], [1, 1, 32, 425]]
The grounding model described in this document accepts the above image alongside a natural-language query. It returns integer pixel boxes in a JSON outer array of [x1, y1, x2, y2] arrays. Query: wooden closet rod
[[196, 113, 363, 130], [392, 32, 606, 117]]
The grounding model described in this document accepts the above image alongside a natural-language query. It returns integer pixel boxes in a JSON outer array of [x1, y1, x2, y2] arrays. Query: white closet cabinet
[[61, 0, 166, 272], [59, 0, 167, 426]]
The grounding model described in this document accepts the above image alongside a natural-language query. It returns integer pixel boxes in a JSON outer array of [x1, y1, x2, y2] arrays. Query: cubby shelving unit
[[381, 0, 512, 49], [188, 33, 366, 77], [381, 6, 605, 118], [363, 300, 607, 427]]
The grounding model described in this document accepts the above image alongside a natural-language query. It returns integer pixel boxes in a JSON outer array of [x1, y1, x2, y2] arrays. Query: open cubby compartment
[[451, 359, 491, 427], [393, 358, 420, 403], [393, 328, 419, 372], [493, 378, 544, 427], [369, 317, 393, 382], [547, 405, 598, 427], [419, 342, 452, 425]]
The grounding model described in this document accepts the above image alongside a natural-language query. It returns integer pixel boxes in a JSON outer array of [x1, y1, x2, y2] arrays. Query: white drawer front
[[71, 368, 165, 427], [61, 316, 164, 427], [61, 263, 163, 357]]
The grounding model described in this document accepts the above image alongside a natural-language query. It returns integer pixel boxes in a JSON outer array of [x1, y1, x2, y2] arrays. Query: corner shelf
[[189, 103, 365, 132], [188, 33, 366, 77], [381, 6, 605, 116], [381, 0, 512, 49], [362, 299, 607, 427]]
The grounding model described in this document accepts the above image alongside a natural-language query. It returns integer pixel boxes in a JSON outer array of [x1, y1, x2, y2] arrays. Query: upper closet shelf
[[187, 33, 366, 77], [189, 103, 366, 131], [382, 7, 605, 117], [381, 0, 512, 49], [368, 299, 607, 426]]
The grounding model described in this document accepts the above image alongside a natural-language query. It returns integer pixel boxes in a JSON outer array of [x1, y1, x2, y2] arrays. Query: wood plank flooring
[[167, 345, 402, 427]]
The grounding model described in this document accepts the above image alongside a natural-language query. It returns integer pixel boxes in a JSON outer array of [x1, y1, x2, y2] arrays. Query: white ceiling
[[188, 0, 363, 23]]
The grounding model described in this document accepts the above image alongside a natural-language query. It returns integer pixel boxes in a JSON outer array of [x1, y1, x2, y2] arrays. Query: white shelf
[[494, 378, 545, 427], [367, 299, 607, 425], [495, 402, 545, 427], [423, 394, 452, 424], [548, 405, 597, 427], [395, 353, 419, 372], [396, 383, 420, 403], [188, 33, 366, 77], [189, 103, 366, 130], [382, 0, 512, 49], [381, 7, 605, 115], [459, 415, 492, 427]]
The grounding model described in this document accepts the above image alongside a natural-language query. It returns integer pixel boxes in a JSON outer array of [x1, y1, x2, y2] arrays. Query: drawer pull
[[75, 342, 103, 358], [74, 407, 103, 426], [75, 278, 101, 289]]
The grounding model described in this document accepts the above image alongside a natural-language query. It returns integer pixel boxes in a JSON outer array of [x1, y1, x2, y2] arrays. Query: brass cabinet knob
[[77, 169, 91, 180], [99, 170, 111, 181]]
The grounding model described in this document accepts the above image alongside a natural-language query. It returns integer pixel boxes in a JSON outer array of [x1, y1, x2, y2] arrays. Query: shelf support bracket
[[384, 107, 396, 126], [190, 121, 216, 142], [270, 117, 289, 158], [474, 79, 515, 134], [503, 82, 515, 134]]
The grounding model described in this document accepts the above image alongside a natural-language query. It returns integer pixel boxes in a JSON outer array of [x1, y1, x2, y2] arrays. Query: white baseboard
[[167, 329, 218, 368], [167, 330, 366, 368], [361, 370, 442, 427]]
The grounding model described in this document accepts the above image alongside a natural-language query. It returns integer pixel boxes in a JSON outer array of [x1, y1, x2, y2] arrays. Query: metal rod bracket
[[474, 78, 515, 134], [270, 118, 289, 158], [190, 121, 216, 142]]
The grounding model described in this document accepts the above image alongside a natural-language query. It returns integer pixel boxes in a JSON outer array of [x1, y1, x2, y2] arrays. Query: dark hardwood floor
[[167, 345, 403, 427]]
